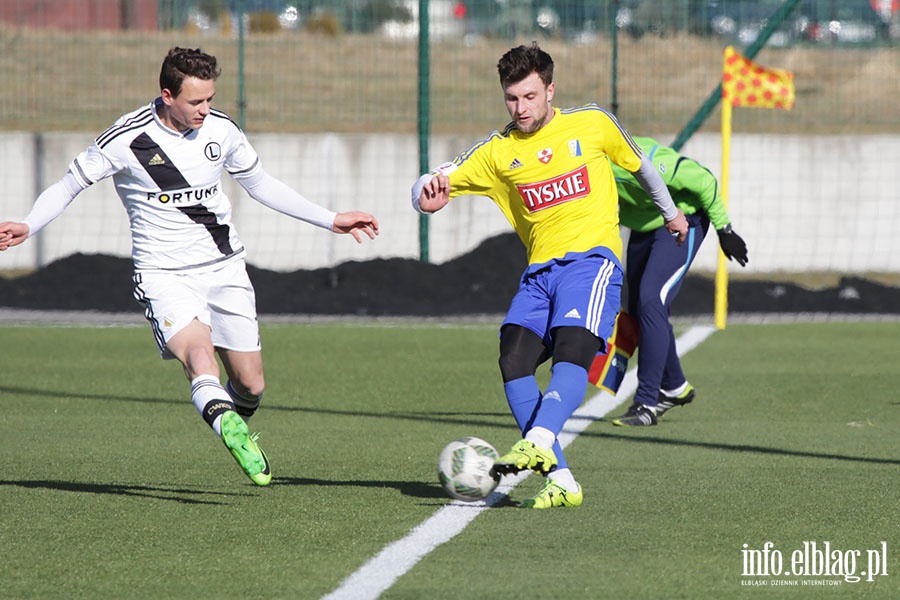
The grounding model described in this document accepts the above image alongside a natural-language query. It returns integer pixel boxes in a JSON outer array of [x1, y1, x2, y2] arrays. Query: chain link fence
[[1, 0, 898, 278]]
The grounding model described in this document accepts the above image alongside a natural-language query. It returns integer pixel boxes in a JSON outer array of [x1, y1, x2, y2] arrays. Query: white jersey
[[70, 99, 258, 273]]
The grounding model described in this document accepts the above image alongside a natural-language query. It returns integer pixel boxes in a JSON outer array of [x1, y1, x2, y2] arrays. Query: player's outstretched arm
[[0, 222, 30, 251], [412, 174, 451, 214], [0, 171, 85, 251], [332, 211, 379, 244]]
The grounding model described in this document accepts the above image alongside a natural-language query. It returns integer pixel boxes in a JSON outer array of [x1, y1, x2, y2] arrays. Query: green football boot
[[520, 478, 583, 509], [492, 439, 558, 476], [221, 410, 272, 486]]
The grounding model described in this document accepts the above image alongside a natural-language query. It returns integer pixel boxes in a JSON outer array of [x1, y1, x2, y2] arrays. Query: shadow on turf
[[580, 429, 900, 466], [278, 404, 510, 429], [0, 385, 512, 430], [273, 475, 448, 500], [0, 479, 254, 504], [272, 475, 523, 507], [0, 384, 181, 406]]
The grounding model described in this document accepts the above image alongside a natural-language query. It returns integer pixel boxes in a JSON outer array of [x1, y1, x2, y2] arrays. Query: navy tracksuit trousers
[[626, 212, 709, 408]]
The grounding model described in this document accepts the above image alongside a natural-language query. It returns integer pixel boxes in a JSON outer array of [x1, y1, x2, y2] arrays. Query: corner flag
[[717, 46, 794, 329], [723, 45, 795, 109]]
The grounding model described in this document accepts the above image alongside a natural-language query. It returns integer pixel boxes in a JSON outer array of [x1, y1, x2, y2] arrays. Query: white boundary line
[[322, 325, 718, 600]]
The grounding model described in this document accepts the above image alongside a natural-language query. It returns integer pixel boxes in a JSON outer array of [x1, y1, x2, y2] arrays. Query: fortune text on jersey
[[147, 184, 220, 204], [515, 165, 590, 213]]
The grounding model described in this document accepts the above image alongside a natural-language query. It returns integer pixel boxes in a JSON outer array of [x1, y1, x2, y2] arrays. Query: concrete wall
[[1, 132, 898, 274]]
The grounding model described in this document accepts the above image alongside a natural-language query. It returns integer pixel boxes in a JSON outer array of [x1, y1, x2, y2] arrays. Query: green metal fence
[[2, 0, 897, 136], [1, 0, 899, 275]]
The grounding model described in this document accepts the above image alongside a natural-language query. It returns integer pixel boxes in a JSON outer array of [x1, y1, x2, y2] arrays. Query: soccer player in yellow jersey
[[413, 43, 688, 508]]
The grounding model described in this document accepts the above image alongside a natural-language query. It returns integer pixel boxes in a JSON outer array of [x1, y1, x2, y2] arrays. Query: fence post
[[236, 0, 246, 130], [417, 0, 431, 263], [611, 0, 619, 116], [32, 132, 45, 268]]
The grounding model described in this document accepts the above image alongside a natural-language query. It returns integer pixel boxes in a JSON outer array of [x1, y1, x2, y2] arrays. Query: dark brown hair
[[497, 42, 554, 89], [159, 47, 221, 97]]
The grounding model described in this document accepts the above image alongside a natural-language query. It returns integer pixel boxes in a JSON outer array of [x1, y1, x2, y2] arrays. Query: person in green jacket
[[610, 136, 748, 426]]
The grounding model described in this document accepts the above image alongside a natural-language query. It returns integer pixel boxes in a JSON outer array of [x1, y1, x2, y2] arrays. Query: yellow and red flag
[[716, 46, 794, 330], [722, 45, 794, 109]]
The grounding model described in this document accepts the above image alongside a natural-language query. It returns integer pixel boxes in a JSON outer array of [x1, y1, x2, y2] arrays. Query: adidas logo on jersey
[[509, 158, 523, 170], [148, 153, 166, 166], [564, 308, 581, 319]]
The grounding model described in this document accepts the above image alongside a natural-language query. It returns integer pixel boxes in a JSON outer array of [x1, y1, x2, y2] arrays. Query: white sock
[[662, 381, 689, 398], [190, 374, 233, 435], [548, 468, 579, 492], [524, 426, 555, 451]]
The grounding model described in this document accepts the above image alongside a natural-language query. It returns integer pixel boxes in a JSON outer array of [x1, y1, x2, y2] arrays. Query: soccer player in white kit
[[0, 47, 379, 486]]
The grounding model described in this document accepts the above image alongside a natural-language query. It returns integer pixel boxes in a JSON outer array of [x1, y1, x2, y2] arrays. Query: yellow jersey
[[445, 104, 643, 266]]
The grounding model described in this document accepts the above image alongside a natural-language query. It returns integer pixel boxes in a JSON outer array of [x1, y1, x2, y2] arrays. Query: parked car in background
[[618, 0, 709, 38], [188, 0, 897, 44], [459, 0, 658, 44], [705, 0, 812, 47], [705, 0, 896, 47], [369, 0, 466, 40], [800, 0, 894, 44], [461, 0, 554, 41]]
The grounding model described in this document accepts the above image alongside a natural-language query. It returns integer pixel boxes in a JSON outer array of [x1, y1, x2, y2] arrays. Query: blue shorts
[[502, 254, 623, 350]]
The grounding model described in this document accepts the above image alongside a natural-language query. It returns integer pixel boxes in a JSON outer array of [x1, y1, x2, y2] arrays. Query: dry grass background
[[1, 27, 898, 287], [1, 27, 898, 136]]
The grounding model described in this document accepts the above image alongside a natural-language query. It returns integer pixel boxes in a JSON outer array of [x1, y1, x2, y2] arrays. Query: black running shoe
[[611, 404, 658, 427], [656, 384, 695, 418]]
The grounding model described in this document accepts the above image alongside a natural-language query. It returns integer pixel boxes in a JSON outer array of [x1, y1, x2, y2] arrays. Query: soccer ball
[[437, 436, 501, 502]]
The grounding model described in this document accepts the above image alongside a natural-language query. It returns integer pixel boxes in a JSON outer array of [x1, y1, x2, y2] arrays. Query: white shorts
[[132, 259, 261, 359]]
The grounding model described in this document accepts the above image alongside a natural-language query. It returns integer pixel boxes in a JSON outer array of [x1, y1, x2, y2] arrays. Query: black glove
[[717, 224, 748, 267]]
